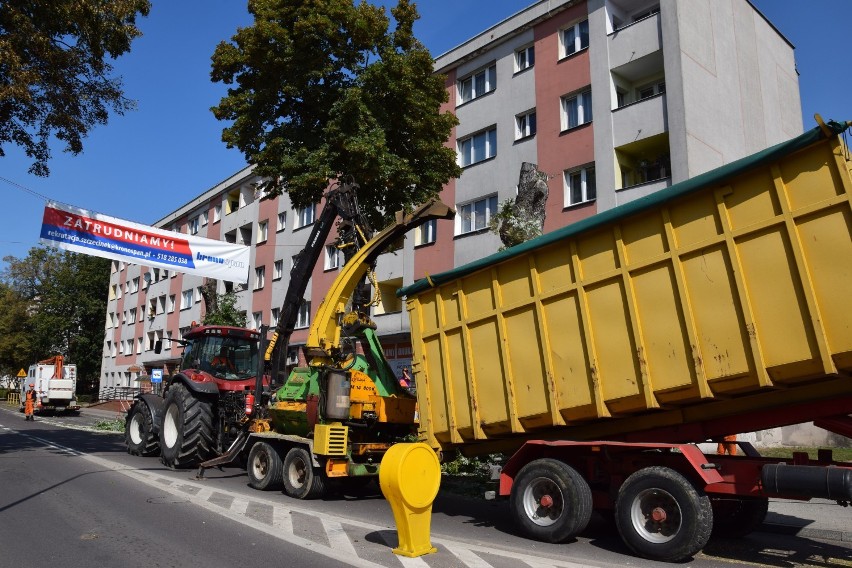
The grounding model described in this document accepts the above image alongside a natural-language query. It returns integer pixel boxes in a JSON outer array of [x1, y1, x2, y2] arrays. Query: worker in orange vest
[[24, 383, 38, 421], [716, 434, 738, 455]]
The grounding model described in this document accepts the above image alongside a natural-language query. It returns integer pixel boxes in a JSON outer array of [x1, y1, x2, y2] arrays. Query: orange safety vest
[[24, 390, 37, 414]]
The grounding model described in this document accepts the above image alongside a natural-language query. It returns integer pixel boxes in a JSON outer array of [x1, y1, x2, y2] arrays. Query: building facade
[[100, 0, 802, 393]]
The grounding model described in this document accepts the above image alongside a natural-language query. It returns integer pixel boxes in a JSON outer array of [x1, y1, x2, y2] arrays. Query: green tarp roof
[[398, 119, 850, 298]]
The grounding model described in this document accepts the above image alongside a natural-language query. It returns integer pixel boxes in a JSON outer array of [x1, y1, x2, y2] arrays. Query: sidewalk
[[762, 499, 852, 542]]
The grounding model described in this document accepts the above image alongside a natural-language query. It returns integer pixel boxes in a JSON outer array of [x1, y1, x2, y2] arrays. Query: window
[[515, 110, 537, 140], [252, 311, 262, 330], [196, 287, 203, 303], [128, 308, 137, 325], [147, 331, 156, 351], [324, 244, 340, 270], [277, 211, 287, 232], [515, 46, 535, 72], [458, 195, 498, 235], [271, 308, 280, 327], [273, 260, 284, 280], [181, 290, 193, 310], [226, 189, 240, 214], [564, 166, 596, 206], [189, 216, 200, 235], [239, 224, 252, 245], [148, 299, 157, 318], [414, 219, 437, 246], [637, 81, 665, 101], [633, 5, 660, 22], [136, 337, 143, 355], [295, 302, 311, 329], [295, 205, 315, 229], [254, 266, 266, 290], [131, 277, 140, 294], [201, 211, 208, 226], [168, 294, 176, 313], [458, 64, 496, 104], [257, 220, 268, 244], [165, 331, 173, 351], [458, 127, 497, 167], [561, 20, 589, 58], [561, 90, 593, 130], [213, 204, 221, 223]]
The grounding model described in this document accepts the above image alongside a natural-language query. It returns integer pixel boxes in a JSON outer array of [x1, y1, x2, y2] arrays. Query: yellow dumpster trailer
[[399, 118, 852, 562]]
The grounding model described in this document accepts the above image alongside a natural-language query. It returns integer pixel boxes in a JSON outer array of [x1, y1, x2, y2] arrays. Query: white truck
[[22, 356, 80, 414]]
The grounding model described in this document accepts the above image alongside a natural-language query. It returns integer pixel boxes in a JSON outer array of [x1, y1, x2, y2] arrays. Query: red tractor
[[125, 324, 266, 468]]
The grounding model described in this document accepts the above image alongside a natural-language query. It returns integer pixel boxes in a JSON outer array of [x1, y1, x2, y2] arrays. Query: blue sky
[[2, 0, 850, 265]]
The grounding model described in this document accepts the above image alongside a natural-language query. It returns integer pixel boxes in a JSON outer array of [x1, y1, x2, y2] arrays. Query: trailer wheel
[[159, 383, 214, 469], [615, 466, 712, 562], [125, 401, 160, 456], [283, 447, 325, 499], [509, 458, 593, 543], [247, 442, 284, 491], [711, 497, 768, 538]]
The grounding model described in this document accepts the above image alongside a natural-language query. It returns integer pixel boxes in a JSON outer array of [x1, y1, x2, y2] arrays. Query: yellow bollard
[[379, 442, 441, 557]]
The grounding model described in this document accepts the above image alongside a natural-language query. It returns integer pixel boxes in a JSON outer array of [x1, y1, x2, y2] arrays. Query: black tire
[[158, 383, 214, 469], [509, 458, 593, 543], [125, 401, 160, 456], [283, 447, 326, 499], [247, 442, 284, 491], [711, 496, 768, 538], [615, 466, 713, 562]]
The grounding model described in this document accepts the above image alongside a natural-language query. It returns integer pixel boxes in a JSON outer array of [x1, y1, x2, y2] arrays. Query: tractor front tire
[[159, 383, 214, 469], [125, 401, 160, 456]]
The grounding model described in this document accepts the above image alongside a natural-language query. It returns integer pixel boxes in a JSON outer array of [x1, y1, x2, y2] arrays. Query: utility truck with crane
[[22, 355, 80, 414]]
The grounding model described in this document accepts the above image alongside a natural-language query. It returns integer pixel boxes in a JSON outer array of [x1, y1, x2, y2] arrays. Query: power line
[[0, 175, 52, 202]]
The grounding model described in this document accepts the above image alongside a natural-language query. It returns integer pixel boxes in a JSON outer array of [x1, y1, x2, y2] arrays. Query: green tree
[[2, 247, 110, 393], [0, 282, 32, 377], [202, 290, 247, 327], [0, 0, 151, 176], [210, 0, 460, 228]]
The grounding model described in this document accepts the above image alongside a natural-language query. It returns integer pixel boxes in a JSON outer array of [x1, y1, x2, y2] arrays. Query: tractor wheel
[[615, 466, 712, 562], [159, 383, 214, 469], [247, 442, 284, 491], [283, 447, 326, 499], [509, 458, 593, 543], [711, 496, 769, 538], [125, 401, 160, 456]]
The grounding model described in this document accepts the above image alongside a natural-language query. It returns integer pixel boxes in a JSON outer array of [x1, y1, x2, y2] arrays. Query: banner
[[40, 202, 251, 284]]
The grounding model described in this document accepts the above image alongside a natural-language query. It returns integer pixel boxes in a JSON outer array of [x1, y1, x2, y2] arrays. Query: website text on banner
[[40, 202, 251, 284]]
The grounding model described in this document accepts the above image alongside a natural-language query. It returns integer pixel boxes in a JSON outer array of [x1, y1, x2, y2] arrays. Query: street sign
[[17, 369, 26, 377], [151, 369, 163, 383]]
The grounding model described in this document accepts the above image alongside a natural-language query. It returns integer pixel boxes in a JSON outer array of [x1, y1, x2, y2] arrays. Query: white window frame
[[189, 216, 200, 235], [458, 64, 496, 104], [324, 244, 340, 270], [564, 165, 597, 207], [561, 90, 593, 131], [201, 211, 208, 226], [277, 211, 287, 232], [295, 301, 311, 329], [271, 308, 280, 327], [457, 195, 498, 235], [213, 204, 221, 223], [561, 19, 589, 58], [254, 266, 266, 290], [252, 311, 263, 330], [295, 205, 315, 229], [128, 308, 137, 325], [637, 80, 666, 101], [181, 290, 193, 310], [257, 220, 268, 244], [458, 127, 497, 167], [515, 45, 535, 72], [273, 259, 284, 280], [515, 109, 537, 140], [168, 294, 176, 313], [414, 219, 437, 246]]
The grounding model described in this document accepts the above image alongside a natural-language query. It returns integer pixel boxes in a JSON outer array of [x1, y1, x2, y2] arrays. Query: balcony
[[615, 131, 671, 193], [608, 10, 661, 70], [612, 92, 668, 148]]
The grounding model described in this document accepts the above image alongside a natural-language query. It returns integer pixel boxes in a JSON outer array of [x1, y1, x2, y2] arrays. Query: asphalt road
[[1, 404, 850, 568]]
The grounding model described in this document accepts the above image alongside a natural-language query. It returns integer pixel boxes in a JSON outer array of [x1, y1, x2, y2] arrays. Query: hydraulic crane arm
[[264, 183, 371, 381], [305, 199, 454, 361]]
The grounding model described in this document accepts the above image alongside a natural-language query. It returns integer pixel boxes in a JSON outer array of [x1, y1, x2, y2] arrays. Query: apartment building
[[100, 0, 801, 391]]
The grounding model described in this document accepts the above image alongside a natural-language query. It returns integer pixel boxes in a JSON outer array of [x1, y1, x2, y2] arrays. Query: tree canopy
[[0, 0, 151, 176], [1, 247, 110, 393], [211, 0, 460, 228]]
